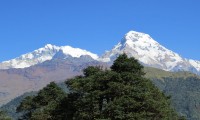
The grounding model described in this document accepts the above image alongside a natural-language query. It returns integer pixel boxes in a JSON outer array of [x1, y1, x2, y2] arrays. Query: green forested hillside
[[144, 67, 200, 120], [0, 92, 37, 119], [153, 78, 200, 120]]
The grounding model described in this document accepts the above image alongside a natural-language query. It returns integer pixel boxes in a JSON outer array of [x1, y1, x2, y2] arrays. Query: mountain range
[[1, 31, 200, 75], [1, 30, 200, 120], [0, 44, 99, 69]]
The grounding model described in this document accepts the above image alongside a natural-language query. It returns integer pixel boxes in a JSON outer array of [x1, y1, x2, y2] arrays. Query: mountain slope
[[0, 56, 107, 106], [101, 31, 200, 74], [145, 69, 200, 120], [144, 67, 200, 120], [0, 44, 99, 69]]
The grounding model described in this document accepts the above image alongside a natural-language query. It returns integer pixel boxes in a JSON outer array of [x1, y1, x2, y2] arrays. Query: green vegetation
[[0, 92, 37, 119], [0, 110, 11, 120], [16, 54, 182, 120], [143, 67, 200, 120], [151, 77, 200, 120], [144, 67, 199, 80], [17, 82, 66, 120]]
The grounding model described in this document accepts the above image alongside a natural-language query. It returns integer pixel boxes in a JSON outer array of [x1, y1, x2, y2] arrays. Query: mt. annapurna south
[[1, 30, 200, 75]]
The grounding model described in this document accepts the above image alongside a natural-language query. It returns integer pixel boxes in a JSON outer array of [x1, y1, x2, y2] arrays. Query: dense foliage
[[0, 92, 37, 119], [152, 77, 200, 120], [17, 54, 182, 120], [0, 110, 11, 120], [17, 82, 66, 120]]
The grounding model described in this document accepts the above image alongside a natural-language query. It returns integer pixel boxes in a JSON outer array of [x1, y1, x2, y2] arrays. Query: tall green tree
[[64, 53, 183, 120], [17, 82, 66, 120]]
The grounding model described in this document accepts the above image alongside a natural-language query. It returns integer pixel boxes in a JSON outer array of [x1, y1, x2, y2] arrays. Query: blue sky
[[0, 0, 200, 61]]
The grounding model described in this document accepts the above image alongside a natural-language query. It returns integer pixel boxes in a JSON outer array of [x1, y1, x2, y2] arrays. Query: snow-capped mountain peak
[[101, 30, 198, 73], [44, 44, 57, 49], [121, 31, 160, 49], [0, 44, 99, 69]]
